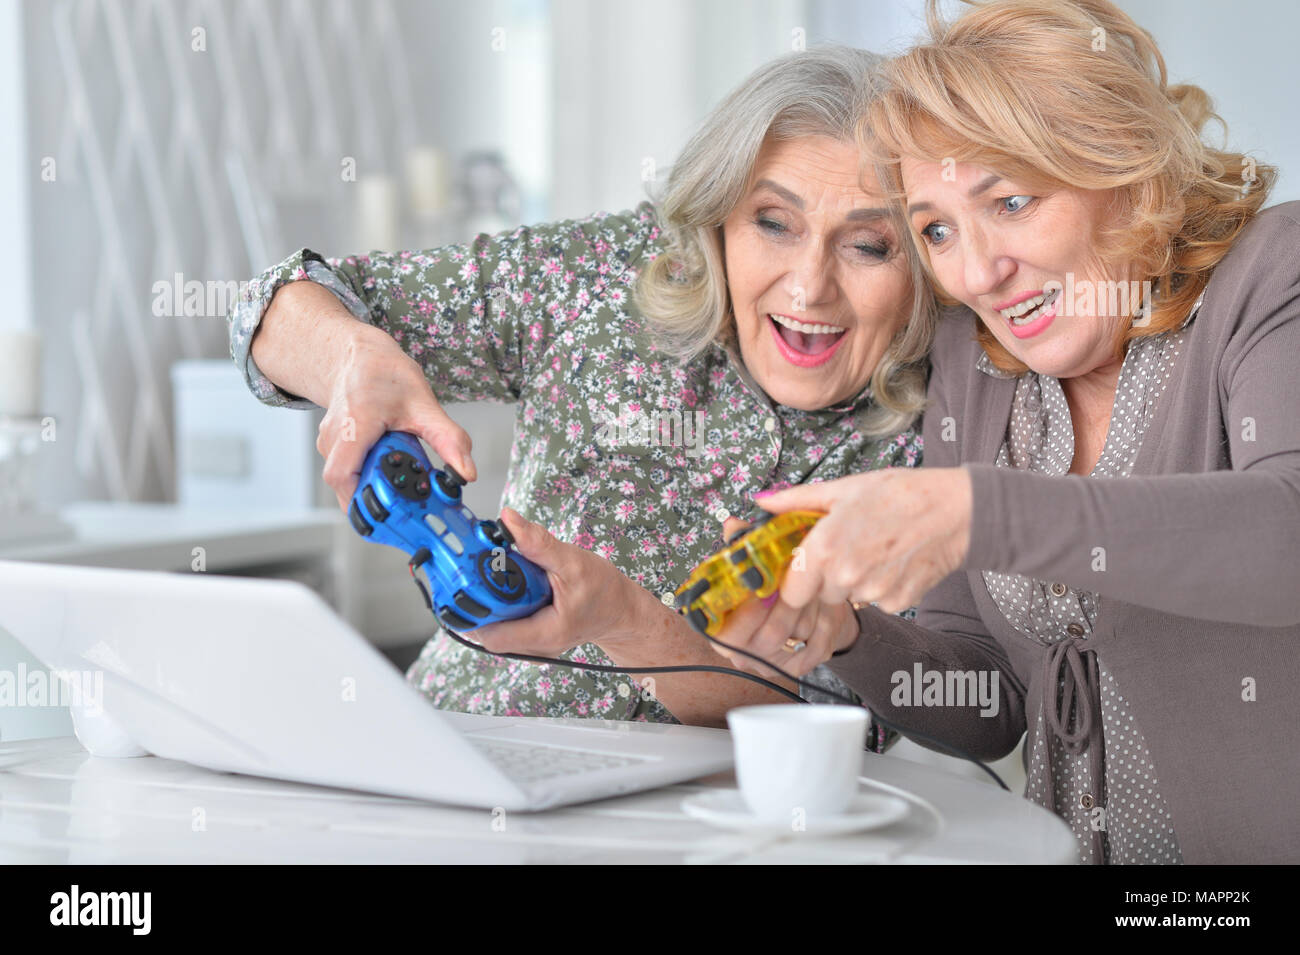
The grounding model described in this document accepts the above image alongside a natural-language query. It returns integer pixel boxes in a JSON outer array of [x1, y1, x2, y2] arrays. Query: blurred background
[[1, 0, 1295, 783]]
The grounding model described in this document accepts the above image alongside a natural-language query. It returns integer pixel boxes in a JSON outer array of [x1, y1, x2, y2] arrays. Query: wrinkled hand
[[704, 518, 859, 678], [316, 325, 477, 511], [756, 467, 973, 614], [468, 508, 650, 657]]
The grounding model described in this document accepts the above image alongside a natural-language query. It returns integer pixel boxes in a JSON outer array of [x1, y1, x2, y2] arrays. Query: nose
[[961, 224, 1016, 299], [784, 234, 837, 313]]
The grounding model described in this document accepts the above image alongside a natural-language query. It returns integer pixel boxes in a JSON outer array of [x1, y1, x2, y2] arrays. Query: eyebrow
[[907, 173, 1005, 217], [751, 178, 889, 222]]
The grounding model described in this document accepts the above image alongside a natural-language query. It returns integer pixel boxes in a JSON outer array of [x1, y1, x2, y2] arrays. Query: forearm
[[250, 280, 384, 408], [599, 590, 795, 728], [827, 603, 1026, 761], [966, 462, 1300, 627]]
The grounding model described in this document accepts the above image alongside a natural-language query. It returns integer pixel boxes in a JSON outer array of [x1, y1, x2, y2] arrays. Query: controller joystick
[[436, 464, 466, 498]]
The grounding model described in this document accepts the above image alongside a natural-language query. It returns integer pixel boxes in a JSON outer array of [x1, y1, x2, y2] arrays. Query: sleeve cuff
[[228, 250, 372, 410]]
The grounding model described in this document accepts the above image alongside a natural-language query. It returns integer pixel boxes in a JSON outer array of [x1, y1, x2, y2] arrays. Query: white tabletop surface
[[0, 502, 343, 569], [0, 736, 1077, 864]]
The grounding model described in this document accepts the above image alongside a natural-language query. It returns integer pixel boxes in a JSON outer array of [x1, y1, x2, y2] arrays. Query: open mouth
[[767, 313, 848, 367], [1000, 288, 1060, 327], [997, 288, 1061, 339]]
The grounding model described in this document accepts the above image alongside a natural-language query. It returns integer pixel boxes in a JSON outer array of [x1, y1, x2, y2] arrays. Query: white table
[[0, 736, 1077, 864]]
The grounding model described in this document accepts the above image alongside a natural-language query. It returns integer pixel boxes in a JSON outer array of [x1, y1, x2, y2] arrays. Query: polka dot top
[[976, 298, 1202, 864]]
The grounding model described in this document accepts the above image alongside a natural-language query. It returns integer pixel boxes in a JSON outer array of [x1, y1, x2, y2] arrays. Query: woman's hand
[[756, 467, 973, 614], [316, 323, 477, 510], [708, 588, 860, 678], [701, 517, 858, 678], [466, 508, 654, 657]]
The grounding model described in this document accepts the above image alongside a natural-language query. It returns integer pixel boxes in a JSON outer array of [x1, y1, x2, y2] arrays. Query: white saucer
[[680, 788, 910, 836]]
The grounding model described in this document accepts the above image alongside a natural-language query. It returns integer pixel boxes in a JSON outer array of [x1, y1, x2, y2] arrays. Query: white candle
[[356, 176, 399, 252], [406, 146, 450, 216], [0, 329, 40, 418]]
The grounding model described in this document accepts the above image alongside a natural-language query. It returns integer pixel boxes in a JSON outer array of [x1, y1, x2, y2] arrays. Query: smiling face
[[901, 156, 1137, 381], [721, 136, 912, 410]]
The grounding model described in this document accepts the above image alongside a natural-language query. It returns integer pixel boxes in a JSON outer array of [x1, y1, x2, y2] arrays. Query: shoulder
[[1196, 201, 1300, 361], [931, 305, 982, 363], [1203, 202, 1300, 306], [551, 201, 665, 271], [927, 305, 987, 401]]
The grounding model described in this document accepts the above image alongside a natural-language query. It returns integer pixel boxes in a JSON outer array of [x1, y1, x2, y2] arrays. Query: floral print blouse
[[229, 201, 922, 746]]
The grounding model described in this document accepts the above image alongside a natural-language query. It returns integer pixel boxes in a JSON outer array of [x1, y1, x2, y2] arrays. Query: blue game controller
[[347, 431, 552, 633]]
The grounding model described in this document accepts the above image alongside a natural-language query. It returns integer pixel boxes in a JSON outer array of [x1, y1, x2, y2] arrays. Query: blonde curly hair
[[864, 0, 1276, 375]]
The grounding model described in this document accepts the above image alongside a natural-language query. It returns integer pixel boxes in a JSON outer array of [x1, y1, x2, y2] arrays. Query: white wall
[[1118, 0, 1298, 203], [548, 0, 807, 221]]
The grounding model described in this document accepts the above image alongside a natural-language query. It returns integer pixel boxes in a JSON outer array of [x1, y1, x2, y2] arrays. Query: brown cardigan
[[827, 202, 1300, 864]]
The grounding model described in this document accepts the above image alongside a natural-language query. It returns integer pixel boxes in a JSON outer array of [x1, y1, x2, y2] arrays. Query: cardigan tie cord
[[1043, 636, 1107, 861], [1044, 637, 1101, 756]]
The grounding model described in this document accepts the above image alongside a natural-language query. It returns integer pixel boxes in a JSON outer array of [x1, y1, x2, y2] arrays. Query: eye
[[1001, 194, 1034, 213], [918, 222, 952, 246], [852, 240, 891, 260], [755, 216, 788, 235]]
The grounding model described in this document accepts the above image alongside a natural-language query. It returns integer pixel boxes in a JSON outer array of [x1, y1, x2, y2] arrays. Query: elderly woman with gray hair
[[229, 46, 935, 733]]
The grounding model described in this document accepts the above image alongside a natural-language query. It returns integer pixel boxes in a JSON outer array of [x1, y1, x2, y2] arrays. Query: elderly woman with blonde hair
[[230, 46, 933, 735], [721, 0, 1300, 863]]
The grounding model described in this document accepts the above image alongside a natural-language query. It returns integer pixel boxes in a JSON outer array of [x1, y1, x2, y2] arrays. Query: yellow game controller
[[673, 510, 823, 636]]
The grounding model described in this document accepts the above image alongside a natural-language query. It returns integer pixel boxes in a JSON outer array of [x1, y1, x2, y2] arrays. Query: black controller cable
[[393, 457, 1009, 792], [421, 564, 1010, 791]]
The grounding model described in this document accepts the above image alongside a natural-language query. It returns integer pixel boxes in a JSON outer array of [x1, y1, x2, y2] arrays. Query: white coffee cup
[[726, 703, 868, 822]]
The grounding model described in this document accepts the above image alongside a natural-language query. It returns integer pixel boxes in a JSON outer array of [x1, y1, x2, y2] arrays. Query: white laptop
[[0, 559, 733, 811]]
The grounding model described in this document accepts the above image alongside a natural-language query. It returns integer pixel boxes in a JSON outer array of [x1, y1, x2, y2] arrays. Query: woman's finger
[[320, 419, 383, 508], [473, 604, 565, 655], [753, 481, 839, 514], [777, 520, 835, 609], [409, 399, 477, 483]]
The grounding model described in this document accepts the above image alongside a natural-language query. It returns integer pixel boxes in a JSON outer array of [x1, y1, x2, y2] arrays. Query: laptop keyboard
[[467, 737, 652, 784]]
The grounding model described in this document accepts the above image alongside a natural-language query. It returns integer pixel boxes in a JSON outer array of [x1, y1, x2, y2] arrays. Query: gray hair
[[633, 45, 935, 438]]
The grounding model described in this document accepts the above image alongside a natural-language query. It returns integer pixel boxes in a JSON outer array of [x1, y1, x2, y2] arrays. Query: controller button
[[740, 566, 765, 591], [386, 452, 403, 467], [424, 513, 447, 535], [410, 460, 425, 474], [676, 578, 710, 609], [728, 548, 748, 565], [362, 485, 389, 522], [408, 547, 433, 570], [437, 607, 476, 633], [394, 473, 408, 488], [415, 479, 430, 497], [348, 500, 373, 537], [453, 590, 491, 619], [441, 464, 466, 489], [442, 532, 464, 555]]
